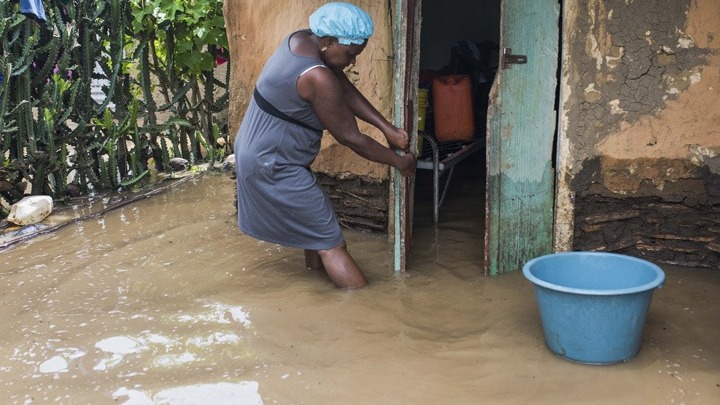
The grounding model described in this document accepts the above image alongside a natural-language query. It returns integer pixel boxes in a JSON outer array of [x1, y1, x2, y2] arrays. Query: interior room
[[413, 0, 501, 225]]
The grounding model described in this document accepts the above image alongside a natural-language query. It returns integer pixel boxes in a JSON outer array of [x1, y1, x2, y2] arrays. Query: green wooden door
[[486, 0, 559, 275]]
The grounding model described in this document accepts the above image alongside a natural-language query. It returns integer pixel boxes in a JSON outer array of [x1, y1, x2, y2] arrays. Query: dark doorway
[[413, 0, 500, 225]]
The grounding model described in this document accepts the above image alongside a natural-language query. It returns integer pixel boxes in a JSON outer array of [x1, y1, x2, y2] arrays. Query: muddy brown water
[[1, 171, 718, 404]]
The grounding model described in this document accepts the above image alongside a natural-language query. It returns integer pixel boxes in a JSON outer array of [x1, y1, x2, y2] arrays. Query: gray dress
[[234, 31, 343, 250]]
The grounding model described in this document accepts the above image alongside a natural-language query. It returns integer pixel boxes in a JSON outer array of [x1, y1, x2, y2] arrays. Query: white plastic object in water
[[6, 196, 53, 226]]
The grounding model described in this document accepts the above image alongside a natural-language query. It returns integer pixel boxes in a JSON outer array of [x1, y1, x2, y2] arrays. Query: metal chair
[[417, 131, 485, 222]]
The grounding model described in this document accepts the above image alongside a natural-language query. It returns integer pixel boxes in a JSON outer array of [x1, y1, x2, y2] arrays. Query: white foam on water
[[173, 301, 251, 326], [94, 336, 146, 371], [96, 336, 143, 354], [113, 381, 263, 405], [146, 333, 174, 345], [38, 356, 68, 373], [93, 329, 245, 371], [187, 332, 241, 347], [34, 347, 87, 374], [22, 301, 252, 376], [152, 352, 196, 367]]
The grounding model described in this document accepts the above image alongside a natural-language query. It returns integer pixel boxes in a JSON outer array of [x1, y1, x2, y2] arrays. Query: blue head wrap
[[309, 2, 374, 45]]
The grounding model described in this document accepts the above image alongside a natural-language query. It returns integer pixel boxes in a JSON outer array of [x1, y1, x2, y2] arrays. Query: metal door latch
[[502, 47, 527, 69]]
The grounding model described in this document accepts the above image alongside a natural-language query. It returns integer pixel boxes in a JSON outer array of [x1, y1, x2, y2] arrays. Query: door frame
[[391, 0, 421, 272], [392, 0, 560, 273]]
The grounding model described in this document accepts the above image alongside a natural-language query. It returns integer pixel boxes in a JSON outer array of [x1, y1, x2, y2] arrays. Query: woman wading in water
[[234, 2, 416, 289]]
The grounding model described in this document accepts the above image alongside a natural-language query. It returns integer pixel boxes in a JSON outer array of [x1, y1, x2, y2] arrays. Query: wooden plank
[[391, 0, 421, 272]]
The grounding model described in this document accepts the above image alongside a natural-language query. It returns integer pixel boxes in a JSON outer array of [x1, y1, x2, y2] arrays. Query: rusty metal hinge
[[502, 47, 527, 69]]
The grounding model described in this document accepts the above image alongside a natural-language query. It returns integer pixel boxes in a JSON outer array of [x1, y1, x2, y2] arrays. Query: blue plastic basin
[[523, 252, 665, 365]]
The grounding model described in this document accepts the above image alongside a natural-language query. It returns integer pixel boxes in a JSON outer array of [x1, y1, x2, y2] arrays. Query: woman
[[234, 2, 416, 289]]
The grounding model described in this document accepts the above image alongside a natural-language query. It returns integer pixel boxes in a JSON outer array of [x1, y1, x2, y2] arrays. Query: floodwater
[[1, 166, 719, 404]]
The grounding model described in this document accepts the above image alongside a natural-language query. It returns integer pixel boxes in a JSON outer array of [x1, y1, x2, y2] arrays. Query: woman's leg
[[317, 241, 368, 289]]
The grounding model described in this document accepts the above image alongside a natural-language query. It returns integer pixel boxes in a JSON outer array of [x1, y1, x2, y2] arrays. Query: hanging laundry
[[20, 0, 47, 22]]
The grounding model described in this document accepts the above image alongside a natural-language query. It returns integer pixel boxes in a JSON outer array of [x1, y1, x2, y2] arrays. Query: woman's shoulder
[[288, 30, 319, 59], [288, 29, 313, 47], [290, 29, 312, 38]]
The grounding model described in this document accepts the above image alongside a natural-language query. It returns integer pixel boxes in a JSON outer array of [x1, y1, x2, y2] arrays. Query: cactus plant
[[0, 0, 229, 215]]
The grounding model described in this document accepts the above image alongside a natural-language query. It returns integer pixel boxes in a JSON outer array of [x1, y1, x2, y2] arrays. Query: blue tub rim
[[523, 251, 665, 296]]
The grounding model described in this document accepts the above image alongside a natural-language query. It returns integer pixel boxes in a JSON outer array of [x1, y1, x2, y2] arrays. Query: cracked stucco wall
[[557, 0, 720, 267]]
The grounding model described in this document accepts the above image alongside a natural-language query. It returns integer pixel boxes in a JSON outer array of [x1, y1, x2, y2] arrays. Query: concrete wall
[[557, 0, 720, 267]]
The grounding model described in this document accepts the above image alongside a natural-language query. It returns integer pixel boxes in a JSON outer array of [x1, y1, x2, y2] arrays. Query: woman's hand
[[396, 152, 417, 177], [385, 127, 410, 152]]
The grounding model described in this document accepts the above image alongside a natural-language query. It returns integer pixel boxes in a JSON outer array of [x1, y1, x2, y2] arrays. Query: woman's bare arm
[[334, 71, 410, 151], [297, 67, 415, 176]]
